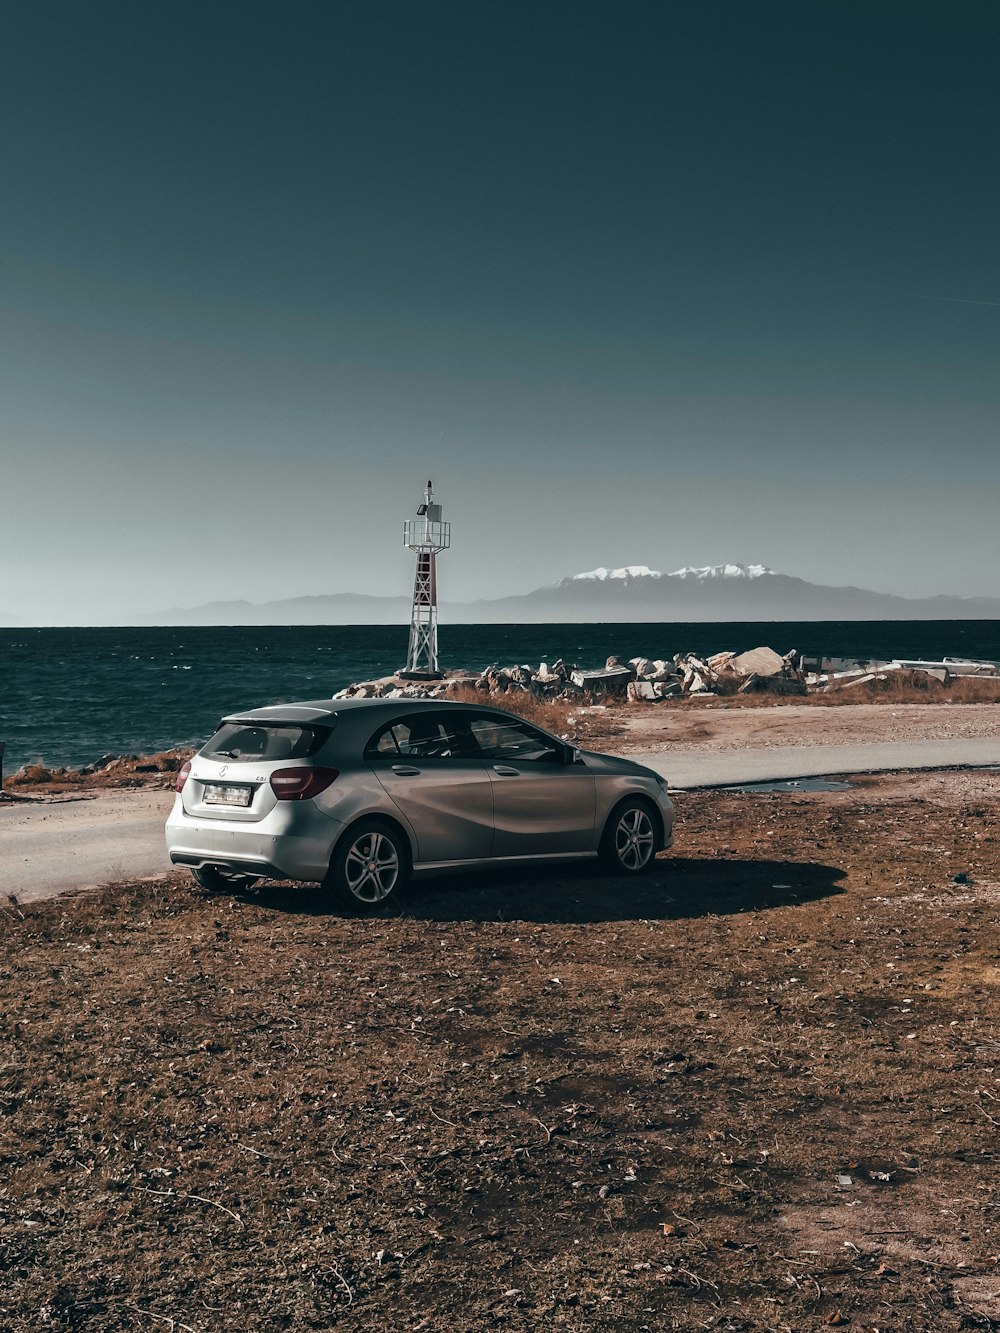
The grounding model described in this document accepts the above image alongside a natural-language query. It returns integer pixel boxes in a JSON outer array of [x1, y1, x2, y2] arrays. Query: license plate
[[204, 784, 253, 807]]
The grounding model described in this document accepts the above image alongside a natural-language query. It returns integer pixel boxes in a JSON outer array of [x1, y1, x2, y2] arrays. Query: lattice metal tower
[[401, 481, 450, 678]]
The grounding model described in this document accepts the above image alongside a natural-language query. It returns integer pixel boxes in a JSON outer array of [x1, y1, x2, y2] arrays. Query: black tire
[[324, 819, 409, 913], [599, 799, 659, 874], [191, 865, 259, 893]]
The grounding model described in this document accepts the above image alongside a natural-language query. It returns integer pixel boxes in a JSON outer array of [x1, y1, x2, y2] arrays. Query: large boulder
[[730, 646, 786, 678], [570, 665, 634, 695]]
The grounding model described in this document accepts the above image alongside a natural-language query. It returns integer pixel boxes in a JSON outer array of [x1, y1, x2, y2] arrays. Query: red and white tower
[[401, 480, 450, 679]]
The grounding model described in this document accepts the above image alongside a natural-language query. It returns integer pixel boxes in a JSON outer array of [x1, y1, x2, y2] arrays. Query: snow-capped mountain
[[668, 563, 774, 580], [510, 562, 1000, 623], [568, 565, 662, 582], [562, 562, 775, 586]]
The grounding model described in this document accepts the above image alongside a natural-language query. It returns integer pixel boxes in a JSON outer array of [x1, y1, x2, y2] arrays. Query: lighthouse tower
[[401, 480, 450, 679]]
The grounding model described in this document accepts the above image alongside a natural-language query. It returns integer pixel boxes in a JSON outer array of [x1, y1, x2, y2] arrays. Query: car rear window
[[202, 722, 330, 762]]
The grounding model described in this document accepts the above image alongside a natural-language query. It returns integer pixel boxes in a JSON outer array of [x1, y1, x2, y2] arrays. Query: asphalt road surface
[[3, 737, 1000, 904], [1, 790, 174, 904], [639, 736, 1000, 788]]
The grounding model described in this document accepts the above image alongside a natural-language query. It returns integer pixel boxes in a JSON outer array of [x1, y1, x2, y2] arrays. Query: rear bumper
[[169, 851, 289, 879], [165, 798, 343, 882]]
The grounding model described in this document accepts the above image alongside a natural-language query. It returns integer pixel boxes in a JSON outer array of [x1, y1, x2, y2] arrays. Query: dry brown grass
[[654, 673, 1000, 711], [6, 749, 191, 790], [3, 772, 1000, 1329], [826, 673, 1000, 705], [442, 683, 625, 745]]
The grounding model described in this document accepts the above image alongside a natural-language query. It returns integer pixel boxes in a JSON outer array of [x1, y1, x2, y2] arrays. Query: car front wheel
[[325, 819, 409, 912], [599, 800, 658, 874]]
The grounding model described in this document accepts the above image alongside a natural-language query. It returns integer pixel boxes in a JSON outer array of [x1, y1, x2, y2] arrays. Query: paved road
[[3, 737, 1000, 903], [0, 790, 174, 904], [640, 736, 1000, 789]]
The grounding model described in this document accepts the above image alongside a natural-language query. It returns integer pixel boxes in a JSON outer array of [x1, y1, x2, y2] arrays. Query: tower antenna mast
[[401, 479, 450, 679]]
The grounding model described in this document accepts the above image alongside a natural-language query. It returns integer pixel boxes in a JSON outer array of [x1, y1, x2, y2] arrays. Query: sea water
[[1, 620, 999, 774]]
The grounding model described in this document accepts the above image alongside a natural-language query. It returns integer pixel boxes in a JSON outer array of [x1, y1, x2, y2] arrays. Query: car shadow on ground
[[241, 855, 845, 924]]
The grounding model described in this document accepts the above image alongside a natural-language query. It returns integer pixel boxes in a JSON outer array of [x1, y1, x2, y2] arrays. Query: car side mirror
[[569, 746, 582, 764]]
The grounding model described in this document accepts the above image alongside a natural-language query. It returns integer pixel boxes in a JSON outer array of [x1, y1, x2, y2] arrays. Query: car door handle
[[391, 765, 421, 776], [492, 765, 521, 776]]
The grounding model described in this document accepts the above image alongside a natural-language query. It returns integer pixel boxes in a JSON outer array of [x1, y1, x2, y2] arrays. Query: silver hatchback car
[[165, 698, 673, 911]]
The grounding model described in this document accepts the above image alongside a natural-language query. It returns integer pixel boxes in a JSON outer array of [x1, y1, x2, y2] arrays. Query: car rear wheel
[[191, 865, 260, 893], [599, 799, 658, 874], [325, 819, 409, 912]]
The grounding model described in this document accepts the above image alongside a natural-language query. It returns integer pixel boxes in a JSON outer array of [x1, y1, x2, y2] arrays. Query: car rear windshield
[[201, 722, 331, 762]]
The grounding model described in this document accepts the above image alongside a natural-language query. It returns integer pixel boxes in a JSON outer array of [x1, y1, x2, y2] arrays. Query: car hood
[[581, 750, 662, 780]]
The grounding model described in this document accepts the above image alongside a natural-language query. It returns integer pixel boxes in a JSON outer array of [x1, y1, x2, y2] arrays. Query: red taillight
[[174, 760, 192, 793], [269, 767, 339, 801]]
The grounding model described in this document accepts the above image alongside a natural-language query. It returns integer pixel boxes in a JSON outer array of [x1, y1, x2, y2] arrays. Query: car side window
[[468, 714, 562, 763], [370, 727, 404, 757], [365, 714, 469, 761]]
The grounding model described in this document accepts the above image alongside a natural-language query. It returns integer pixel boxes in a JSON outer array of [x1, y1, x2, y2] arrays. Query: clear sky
[[2, 1, 998, 624]]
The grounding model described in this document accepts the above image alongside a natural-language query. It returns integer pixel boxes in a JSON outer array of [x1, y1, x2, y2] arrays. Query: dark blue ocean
[[1, 621, 998, 774]]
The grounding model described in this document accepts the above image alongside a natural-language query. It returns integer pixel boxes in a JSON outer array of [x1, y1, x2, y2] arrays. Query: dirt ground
[[3, 766, 1000, 1330], [616, 701, 1000, 757]]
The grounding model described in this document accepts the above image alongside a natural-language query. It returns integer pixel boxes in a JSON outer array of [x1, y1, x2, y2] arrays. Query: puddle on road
[[722, 777, 854, 794]]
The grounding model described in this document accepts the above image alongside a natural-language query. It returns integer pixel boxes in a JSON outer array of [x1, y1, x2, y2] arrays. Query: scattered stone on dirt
[[617, 699, 1000, 757]]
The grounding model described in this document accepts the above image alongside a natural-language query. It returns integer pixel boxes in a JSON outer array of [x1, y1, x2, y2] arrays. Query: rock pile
[[330, 648, 998, 706], [332, 645, 809, 703], [672, 646, 806, 698]]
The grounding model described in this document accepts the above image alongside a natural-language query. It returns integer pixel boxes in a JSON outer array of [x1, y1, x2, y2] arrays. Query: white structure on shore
[[401, 480, 450, 678]]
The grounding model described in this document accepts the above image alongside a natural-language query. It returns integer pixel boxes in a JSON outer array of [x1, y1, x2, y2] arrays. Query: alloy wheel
[[343, 831, 400, 904], [614, 806, 655, 871]]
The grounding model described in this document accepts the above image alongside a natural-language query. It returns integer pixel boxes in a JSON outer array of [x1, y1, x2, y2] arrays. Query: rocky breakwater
[[2, 749, 192, 797], [332, 644, 808, 704]]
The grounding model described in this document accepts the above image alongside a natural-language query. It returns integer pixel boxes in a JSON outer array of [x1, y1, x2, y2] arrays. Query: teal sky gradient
[[1, 1, 998, 623]]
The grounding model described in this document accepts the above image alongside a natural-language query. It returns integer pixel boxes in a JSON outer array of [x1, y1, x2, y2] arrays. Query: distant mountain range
[[143, 563, 1000, 624]]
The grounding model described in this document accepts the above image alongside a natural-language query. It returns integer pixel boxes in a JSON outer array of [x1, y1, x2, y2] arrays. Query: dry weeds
[[678, 674, 1000, 710], [437, 683, 626, 746], [3, 771, 1000, 1329], [4, 750, 192, 794]]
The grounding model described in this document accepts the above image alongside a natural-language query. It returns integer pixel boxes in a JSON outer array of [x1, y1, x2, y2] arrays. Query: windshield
[[201, 721, 331, 762]]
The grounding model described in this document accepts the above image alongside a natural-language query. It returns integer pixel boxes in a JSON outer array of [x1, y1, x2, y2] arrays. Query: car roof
[[221, 697, 484, 725]]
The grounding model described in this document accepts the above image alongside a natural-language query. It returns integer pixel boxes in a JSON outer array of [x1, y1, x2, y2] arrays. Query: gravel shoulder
[[2, 768, 1000, 1329]]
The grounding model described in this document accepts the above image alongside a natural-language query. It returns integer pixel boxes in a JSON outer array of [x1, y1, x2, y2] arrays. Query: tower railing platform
[[403, 518, 450, 551]]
